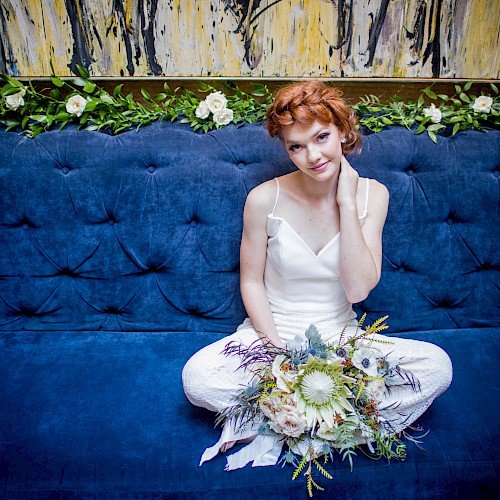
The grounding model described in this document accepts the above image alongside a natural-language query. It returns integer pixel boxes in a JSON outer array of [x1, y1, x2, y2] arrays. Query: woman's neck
[[294, 170, 339, 203]]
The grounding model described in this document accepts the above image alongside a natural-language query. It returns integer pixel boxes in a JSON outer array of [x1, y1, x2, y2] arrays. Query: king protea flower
[[294, 355, 355, 429]]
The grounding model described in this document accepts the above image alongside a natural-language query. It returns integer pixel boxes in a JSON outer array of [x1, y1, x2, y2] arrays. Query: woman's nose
[[306, 145, 321, 162]]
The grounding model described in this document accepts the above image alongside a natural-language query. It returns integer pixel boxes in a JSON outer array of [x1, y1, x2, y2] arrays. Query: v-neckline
[[268, 215, 340, 258]]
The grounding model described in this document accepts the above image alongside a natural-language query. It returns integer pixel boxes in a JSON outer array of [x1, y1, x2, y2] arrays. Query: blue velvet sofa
[[0, 121, 499, 500]]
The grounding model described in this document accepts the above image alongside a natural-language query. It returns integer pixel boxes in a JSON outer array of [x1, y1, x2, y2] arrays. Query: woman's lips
[[311, 161, 329, 173]]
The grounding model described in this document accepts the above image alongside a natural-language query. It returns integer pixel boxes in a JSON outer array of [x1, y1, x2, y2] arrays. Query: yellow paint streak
[[456, 0, 500, 78], [1, 0, 499, 78]]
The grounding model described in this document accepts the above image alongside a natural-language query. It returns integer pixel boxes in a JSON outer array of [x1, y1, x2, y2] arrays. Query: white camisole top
[[264, 177, 369, 315]]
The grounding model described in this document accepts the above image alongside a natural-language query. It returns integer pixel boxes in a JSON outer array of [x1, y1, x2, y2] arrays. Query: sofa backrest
[[0, 122, 498, 333]]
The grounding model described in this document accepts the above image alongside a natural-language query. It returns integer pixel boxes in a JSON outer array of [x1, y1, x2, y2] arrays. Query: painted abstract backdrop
[[0, 0, 498, 78]]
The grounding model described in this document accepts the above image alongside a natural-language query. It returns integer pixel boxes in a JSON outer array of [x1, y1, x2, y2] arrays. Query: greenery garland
[[1, 65, 498, 143]]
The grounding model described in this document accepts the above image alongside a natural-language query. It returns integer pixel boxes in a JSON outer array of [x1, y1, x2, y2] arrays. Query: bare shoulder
[[244, 178, 278, 219], [360, 178, 389, 219], [368, 178, 389, 204], [360, 177, 388, 201]]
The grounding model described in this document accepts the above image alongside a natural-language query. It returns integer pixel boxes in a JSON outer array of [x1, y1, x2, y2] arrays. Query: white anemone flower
[[352, 347, 379, 377]]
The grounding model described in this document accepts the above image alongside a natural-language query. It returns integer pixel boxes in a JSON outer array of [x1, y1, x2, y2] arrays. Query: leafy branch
[[1, 68, 498, 142], [353, 81, 499, 143]]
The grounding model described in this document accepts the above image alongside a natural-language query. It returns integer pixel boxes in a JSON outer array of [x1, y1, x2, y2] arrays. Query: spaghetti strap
[[361, 178, 370, 219], [270, 178, 280, 216]]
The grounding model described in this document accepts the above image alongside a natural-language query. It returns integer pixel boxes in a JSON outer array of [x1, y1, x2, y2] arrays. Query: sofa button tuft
[[62, 167, 70, 175], [398, 266, 405, 273], [148, 166, 155, 174], [493, 170, 500, 177], [23, 223, 30, 230], [406, 169, 414, 176], [190, 220, 197, 227], [446, 216, 453, 225], [238, 162, 245, 170]]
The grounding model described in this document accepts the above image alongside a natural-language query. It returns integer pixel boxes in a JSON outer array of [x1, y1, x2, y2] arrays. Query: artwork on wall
[[0, 0, 498, 79]]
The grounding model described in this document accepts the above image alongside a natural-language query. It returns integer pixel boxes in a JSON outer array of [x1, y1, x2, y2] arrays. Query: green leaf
[[455, 85, 462, 94], [437, 94, 449, 101], [54, 112, 71, 120], [50, 88, 63, 100], [427, 130, 437, 143], [100, 94, 114, 104], [2, 85, 23, 96], [84, 100, 97, 111], [463, 81, 473, 92], [140, 88, 153, 102], [452, 123, 460, 136], [30, 114, 47, 123], [113, 84, 124, 97], [76, 64, 90, 79], [73, 78, 86, 87], [427, 123, 445, 131], [417, 95, 425, 108], [83, 81, 96, 93], [424, 88, 438, 100], [155, 92, 167, 101], [459, 92, 470, 103], [51, 76, 65, 88], [490, 82, 499, 94], [415, 124, 426, 135]]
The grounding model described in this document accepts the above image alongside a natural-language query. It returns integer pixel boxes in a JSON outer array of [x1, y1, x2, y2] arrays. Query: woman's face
[[281, 120, 344, 180]]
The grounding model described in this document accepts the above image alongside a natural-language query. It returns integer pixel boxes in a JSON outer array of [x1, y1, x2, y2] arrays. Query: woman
[[182, 80, 452, 468]]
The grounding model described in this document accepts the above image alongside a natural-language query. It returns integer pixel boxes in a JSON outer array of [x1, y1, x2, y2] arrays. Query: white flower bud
[[195, 100, 210, 119], [66, 95, 87, 117], [205, 91, 228, 113], [213, 108, 233, 126], [423, 103, 442, 123], [472, 96, 493, 113], [5, 88, 26, 110]]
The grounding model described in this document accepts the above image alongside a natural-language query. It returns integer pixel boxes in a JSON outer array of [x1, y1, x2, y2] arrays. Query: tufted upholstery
[[0, 122, 499, 499], [0, 122, 293, 333], [0, 123, 498, 334]]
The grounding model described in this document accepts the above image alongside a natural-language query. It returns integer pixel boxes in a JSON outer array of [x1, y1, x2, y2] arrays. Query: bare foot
[[220, 435, 256, 453]]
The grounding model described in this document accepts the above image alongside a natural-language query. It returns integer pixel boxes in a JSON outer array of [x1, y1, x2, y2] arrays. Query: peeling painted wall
[[0, 0, 498, 78]]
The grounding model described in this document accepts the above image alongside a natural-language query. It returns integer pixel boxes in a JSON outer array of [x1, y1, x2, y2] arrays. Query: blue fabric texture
[[0, 122, 499, 498]]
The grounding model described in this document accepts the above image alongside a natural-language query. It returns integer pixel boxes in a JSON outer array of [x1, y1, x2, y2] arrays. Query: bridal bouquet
[[218, 315, 422, 496]]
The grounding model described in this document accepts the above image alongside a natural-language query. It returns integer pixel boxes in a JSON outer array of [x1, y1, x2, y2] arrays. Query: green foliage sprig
[[0, 66, 498, 142], [0, 65, 271, 138], [353, 81, 499, 143]]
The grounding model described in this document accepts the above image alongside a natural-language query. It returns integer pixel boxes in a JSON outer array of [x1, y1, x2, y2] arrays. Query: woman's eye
[[288, 144, 301, 152], [317, 132, 330, 142]]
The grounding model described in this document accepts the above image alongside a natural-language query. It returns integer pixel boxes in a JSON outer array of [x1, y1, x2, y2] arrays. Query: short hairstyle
[[266, 80, 362, 155]]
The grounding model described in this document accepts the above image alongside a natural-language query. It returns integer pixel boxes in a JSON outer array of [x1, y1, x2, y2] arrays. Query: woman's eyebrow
[[284, 126, 329, 145]]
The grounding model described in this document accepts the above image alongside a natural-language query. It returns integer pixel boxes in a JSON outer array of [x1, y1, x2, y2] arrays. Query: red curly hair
[[266, 80, 362, 155]]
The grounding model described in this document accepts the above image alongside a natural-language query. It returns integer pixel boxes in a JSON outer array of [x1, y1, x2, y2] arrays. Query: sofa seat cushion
[[1, 328, 498, 499]]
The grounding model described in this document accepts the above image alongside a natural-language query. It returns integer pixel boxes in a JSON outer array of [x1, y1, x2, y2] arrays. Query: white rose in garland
[[423, 103, 442, 123], [213, 108, 234, 126], [195, 100, 210, 119], [66, 95, 87, 117], [5, 88, 26, 110], [472, 96, 493, 113], [205, 91, 228, 113]]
